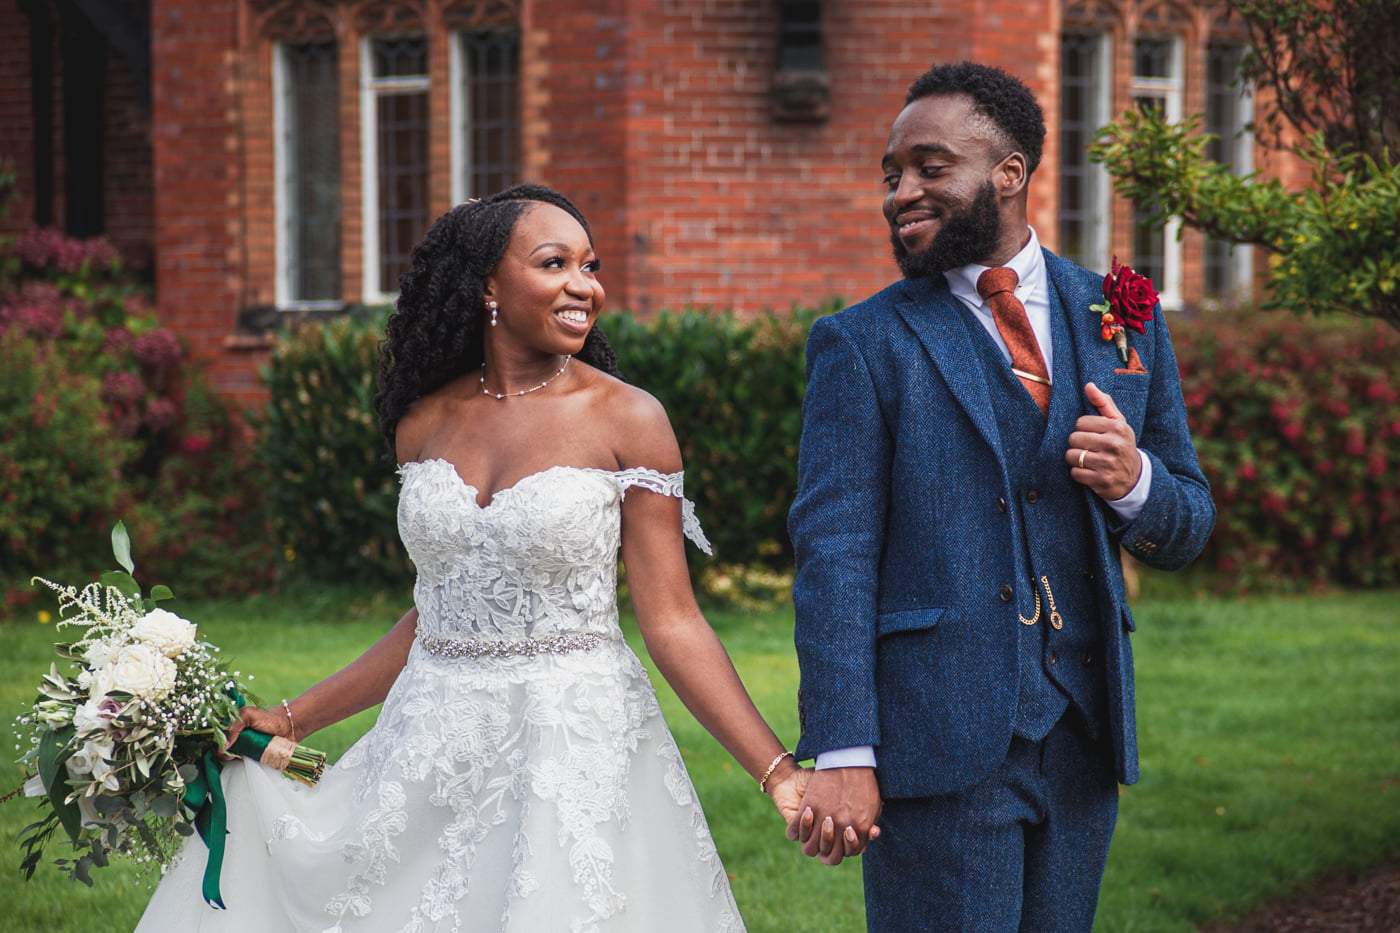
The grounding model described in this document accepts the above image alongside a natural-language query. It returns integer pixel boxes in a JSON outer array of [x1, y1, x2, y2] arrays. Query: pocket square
[[1115, 347, 1148, 375]]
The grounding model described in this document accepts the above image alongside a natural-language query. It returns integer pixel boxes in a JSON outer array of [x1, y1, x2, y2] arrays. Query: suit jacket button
[[996, 496, 1008, 513], [999, 584, 1014, 602], [1048, 651, 1058, 666], [1025, 489, 1040, 503]]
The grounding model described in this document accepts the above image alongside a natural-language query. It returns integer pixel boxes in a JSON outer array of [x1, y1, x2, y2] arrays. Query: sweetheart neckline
[[398, 459, 643, 509]]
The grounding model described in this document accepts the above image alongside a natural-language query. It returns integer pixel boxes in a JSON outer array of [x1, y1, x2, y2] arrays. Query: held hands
[[1067, 383, 1142, 501], [763, 758, 813, 825], [786, 767, 882, 866]]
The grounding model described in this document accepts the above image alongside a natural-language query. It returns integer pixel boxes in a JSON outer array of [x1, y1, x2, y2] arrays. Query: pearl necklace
[[480, 355, 572, 400]]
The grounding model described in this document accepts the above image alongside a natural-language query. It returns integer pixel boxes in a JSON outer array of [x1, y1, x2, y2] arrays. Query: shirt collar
[[945, 227, 1044, 309]]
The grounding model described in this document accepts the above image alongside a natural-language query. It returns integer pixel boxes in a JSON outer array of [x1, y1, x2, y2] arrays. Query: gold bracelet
[[759, 751, 793, 794], [281, 699, 297, 742]]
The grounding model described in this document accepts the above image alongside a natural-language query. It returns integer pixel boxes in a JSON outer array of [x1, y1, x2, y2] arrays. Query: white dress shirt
[[813, 230, 1151, 772]]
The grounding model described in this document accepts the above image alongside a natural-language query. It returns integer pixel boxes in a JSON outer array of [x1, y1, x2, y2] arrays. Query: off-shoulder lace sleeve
[[614, 468, 713, 555]]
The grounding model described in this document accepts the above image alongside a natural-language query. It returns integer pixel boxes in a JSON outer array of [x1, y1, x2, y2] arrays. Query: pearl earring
[[487, 299, 498, 327]]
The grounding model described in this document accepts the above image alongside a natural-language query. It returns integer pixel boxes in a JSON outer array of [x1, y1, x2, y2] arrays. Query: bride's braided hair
[[375, 184, 622, 455]]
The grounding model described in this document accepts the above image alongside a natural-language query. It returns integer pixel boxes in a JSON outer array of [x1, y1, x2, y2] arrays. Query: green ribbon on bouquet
[[181, 748, 229, 909]]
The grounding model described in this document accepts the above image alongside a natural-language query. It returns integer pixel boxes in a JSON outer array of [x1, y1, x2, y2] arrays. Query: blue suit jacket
[[788, 250, 1215, 797]]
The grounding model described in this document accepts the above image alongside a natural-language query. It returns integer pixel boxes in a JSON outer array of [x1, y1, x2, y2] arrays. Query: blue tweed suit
[[788, 250, 1215, 928]]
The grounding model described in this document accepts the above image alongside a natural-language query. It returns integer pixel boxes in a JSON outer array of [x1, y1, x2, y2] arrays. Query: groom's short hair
[[905, 62, 1046, 177]]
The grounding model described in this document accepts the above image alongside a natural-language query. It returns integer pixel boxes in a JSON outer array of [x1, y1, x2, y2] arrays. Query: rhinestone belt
[[418, 631, 606, 660]]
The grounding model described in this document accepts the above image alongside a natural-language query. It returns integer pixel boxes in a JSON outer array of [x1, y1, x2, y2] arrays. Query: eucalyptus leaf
[[111, 521, 135, 574]]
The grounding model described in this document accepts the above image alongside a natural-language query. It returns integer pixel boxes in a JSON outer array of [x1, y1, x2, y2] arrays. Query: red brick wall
[[0, 0, 1317, 416], [0, 2, 39, 238], [149, 0, 260, 405], [567, 0, 1062, 316]]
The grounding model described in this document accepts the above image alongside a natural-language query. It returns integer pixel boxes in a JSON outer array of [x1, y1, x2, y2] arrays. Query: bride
[[136, 185, 808, 932]]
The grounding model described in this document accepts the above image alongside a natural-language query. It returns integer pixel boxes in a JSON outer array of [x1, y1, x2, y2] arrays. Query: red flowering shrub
[[0, 229, 276, 610], [1172, 312, 1399, 589]]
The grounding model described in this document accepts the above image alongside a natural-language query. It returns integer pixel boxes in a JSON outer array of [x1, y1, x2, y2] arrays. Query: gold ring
[[1077, 448, 1088, 469]]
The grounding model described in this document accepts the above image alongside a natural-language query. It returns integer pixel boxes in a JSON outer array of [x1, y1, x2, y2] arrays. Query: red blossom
[[1102, 256, 1158, 334]]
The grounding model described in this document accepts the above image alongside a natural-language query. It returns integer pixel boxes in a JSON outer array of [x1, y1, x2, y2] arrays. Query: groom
[[786, 62, 1215, 931]]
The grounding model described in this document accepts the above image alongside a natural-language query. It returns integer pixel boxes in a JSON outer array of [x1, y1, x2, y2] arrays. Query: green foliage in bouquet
[[10, 524, 324, 902]]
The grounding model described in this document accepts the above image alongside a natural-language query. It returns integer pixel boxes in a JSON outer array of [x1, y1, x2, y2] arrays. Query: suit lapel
[[892, 277, 1004, 458], [1045, 250, 1119, 393]]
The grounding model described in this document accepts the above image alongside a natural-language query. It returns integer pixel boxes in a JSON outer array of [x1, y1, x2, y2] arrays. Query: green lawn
[[2, 582, 1397, 932]]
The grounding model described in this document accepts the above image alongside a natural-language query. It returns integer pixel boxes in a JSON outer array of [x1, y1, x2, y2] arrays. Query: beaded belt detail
[[418, 631, 606, 660]]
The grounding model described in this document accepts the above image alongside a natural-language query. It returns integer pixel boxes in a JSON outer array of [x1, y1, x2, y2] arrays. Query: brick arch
[[1064, 0, 1128, 33], [441, 0, 517, 30], [249, 0, 339, 40], [351, 0, 428, 34], [1135, 0, 1199, 40]]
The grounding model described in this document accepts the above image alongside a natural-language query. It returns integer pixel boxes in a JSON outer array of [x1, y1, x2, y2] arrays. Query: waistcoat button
[[1025, 489, 1040, 503], [999, 584, 1014, 602]]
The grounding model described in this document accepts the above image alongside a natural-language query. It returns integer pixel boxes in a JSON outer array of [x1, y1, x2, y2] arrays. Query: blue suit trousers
[[863, 713, 1119, 933]]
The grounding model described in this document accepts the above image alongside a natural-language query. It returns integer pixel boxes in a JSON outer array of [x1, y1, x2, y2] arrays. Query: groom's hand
[[1068, 382, 1142, 501], [787, 767, 882, 866]]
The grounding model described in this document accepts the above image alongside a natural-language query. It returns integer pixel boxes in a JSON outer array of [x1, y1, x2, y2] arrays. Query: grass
[[1, 580, 1397, 932]]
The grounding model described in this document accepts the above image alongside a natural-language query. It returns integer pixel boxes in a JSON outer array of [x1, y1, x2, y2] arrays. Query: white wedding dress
[[137, 460, 744, 933]]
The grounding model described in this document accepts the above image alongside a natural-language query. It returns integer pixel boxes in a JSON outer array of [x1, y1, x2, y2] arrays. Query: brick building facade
[[1, 0, 1307, 410]]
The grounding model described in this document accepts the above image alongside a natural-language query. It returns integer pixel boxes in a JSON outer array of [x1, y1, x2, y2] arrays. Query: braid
[[375, 184, 624, 456]]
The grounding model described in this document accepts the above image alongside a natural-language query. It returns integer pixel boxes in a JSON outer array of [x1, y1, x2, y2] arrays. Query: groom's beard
[[891, 180, 1003, 279]]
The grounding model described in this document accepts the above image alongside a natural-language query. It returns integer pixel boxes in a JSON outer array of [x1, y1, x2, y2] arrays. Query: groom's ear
[[994, 151, 1028, 199]]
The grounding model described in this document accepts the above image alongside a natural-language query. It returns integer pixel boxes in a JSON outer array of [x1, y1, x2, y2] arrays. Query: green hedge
[[256, 309, 410, 586], [257, 306, 1397, 591], [606, 309, 819, 567]]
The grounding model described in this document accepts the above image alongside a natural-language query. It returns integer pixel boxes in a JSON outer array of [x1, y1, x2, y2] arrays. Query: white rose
[[106, 643, 178, 699], [131, 608, 197, 658], [83, 637, 121, 669]]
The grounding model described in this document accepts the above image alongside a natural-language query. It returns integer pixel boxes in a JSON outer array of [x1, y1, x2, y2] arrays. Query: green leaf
[[100, 570, 141, 602], [111, 520, 135, 574], [150, 584, 175, 602]]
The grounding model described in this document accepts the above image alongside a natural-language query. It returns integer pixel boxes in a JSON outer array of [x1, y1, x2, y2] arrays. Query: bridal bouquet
[[9, 523, 325, 903]]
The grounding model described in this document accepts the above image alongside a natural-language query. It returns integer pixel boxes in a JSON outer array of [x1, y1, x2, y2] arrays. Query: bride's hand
[[765, 764, 813, 824], [222, 704, 293, 754]]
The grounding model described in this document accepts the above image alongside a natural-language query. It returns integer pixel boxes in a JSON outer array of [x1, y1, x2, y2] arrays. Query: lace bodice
[[397, 460, 711, 645]]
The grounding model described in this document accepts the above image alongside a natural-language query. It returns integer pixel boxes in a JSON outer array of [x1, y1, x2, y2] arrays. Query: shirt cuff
[[1106, 449, 1153, 520], [815, 746, 878, 770]]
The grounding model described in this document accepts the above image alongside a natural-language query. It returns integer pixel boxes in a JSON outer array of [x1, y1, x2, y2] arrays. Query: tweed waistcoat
[[965, 292, 1109, 741]]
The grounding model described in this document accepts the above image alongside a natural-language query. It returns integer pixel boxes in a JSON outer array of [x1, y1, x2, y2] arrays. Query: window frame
[[273, 37, 344, 311], [1128, 34, 1184, 308], [1058, 29, 1114, 275], [1203, 39, 1255, 304], [359, 33, 431, 304]]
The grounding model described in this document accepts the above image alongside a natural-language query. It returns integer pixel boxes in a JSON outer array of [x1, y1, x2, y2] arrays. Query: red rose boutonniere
[[1090, 256, 1158, 364]]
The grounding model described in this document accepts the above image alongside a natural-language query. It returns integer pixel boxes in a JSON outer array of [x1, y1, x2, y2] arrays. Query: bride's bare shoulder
[[581, 369, 681, 472]]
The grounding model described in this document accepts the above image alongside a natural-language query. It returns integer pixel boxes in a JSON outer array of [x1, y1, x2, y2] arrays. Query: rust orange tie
[[977, 266, 1051, 416]]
